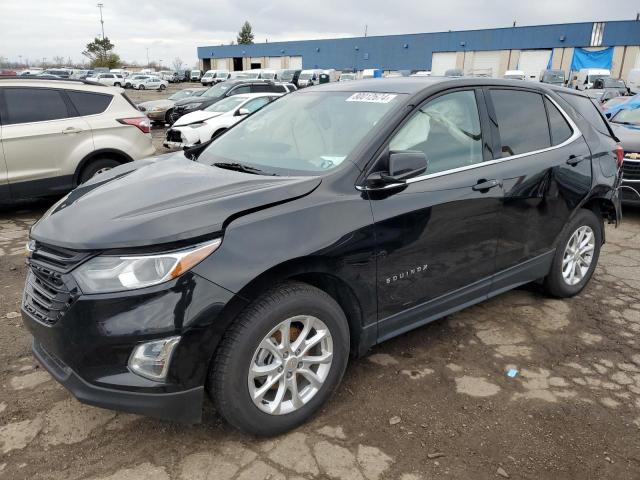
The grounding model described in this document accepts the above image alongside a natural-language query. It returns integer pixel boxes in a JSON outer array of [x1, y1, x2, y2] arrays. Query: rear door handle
[[566, 155, 586, 167], [62, 127, 83, 134], [472, 179, 501, 191]]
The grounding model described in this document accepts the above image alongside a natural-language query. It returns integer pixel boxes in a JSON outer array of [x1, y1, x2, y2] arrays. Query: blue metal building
[[198, 20, 640, 78]]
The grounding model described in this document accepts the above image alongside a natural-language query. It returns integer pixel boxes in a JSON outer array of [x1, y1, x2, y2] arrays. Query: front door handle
[[566, 155, 586, 167], [62, 127, 83, 134], [472, 179, 501, 191]]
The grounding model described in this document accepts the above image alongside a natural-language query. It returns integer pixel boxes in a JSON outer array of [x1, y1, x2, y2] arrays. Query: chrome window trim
[[357, 93, 582, 192]]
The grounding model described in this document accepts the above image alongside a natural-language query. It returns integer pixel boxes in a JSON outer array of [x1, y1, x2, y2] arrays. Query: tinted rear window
[[67, 91, 112, 116], [3, 87, 69, 124], [545, 98, 573, 146], [558, 92, 611, 136], [490, 89, 550, 157]]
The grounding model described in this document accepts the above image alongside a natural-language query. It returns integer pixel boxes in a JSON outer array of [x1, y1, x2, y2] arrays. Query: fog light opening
[[128, 336, 181, 381]]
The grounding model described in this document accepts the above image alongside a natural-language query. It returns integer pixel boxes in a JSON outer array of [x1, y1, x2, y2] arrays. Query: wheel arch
[[73, 148, 134, 186]]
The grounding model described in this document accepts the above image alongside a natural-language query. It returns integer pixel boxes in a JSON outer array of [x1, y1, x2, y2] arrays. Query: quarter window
[[490, 89, 550, 156], [545, 98, 573, 146], [67, 91, 112, 116], [389, 90, 483, 174], [3, 88, 69, 124]]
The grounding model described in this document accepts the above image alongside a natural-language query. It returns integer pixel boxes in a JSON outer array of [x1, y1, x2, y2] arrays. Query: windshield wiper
[[213, 162, 277, 176], [612, 121, 638, 126]]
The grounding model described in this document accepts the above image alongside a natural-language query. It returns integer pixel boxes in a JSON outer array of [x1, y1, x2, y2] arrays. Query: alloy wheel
[[248, 315, 333, 415], [562, 225, 595, 285]]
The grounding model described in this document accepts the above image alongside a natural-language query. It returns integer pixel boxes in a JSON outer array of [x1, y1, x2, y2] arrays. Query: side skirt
[[375, 251, 555, 345]]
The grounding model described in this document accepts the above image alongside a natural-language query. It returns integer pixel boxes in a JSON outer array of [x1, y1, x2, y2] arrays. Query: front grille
[[23, 242, 91, 326], [23, 268, 73, 326], [166, 129, 183, 143], [622, 159, 640, 182]]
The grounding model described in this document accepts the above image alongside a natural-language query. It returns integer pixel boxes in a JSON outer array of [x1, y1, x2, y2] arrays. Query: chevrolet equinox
[[22, 78, 622, 436]]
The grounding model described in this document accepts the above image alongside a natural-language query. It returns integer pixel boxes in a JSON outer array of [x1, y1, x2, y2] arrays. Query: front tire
[[114, 82, 121, 87], [209, 281, 350, 436], [139, 85, 145, 90], [544, 209, 602, 298], [159, 84, 166, 91]]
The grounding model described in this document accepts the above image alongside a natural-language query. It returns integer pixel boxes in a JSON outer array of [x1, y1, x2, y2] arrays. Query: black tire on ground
[[159, 84, 166, 90], [164, 109, 173, 124], [79, 158, 121, 184], [209, 281, 350, 436], [543, 208, 602, 298], [139, 85, 145, 90], [114, 82, 121, 87]]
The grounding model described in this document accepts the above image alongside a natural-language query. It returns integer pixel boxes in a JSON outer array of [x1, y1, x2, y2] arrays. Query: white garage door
[[289, 56, 303, 69], [431, 52, 457, 76], [635, 50, 640, 69], [267, 57, 282, 69], [215, 58, 228, 70], [472, 51, 502, 77], [518, 50, 552, 81]]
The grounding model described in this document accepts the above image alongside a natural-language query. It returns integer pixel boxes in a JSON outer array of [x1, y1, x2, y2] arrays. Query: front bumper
[[32, 340, 204, 423], [164, 127, 199, 149], [22, 256, 241, 423]]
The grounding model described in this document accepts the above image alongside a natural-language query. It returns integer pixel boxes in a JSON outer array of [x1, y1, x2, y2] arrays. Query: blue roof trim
[[197, 20, 640, 71]]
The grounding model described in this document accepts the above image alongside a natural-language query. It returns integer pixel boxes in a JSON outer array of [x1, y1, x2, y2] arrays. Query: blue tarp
[[604, 93, 640, 117], [570, 47, 614, 71]]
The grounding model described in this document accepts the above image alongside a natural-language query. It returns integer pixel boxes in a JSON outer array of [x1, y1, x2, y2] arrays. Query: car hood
[[173, 110, 223, 126], [175, 96, 217, 106], [30, 154, 321, 250], [138, 99, 173, 110], [611, 123, 640, 152]]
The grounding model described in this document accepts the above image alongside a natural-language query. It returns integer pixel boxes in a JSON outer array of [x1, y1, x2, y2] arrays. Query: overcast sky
[[1, 0, 638, 67]]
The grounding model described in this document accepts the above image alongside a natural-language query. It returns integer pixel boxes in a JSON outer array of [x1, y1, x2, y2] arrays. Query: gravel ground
[[0, 90, 639, 478]]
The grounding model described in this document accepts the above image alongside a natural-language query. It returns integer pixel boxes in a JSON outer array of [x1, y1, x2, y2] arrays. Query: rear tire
[[79, 158, 121, 184], [159, 84, 166, 91], [209, 281, 350, 436], [543, 209, 602, 298], [114, 82, 121, 87], [139, 85, 145, 90], [211, 128, 227, 140]]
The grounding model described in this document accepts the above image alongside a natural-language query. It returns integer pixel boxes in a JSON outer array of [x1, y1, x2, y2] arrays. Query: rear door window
[[490, 89, 550, 157], [545, 98, 573, 146], [2, 88, 70, 125], [231, 86, 251, 94], [67, 91, 113, 116]]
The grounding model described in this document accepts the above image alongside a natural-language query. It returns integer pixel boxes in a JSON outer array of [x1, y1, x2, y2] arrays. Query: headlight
[[188, 122, 206, 128], [183, 102, 202, 110], [149, 106, 163, 112], [72, 238, 221, 294]]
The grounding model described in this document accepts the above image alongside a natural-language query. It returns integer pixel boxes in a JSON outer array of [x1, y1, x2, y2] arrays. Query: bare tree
[[172, 57, 184, 72], [52, 55, 65, 66]]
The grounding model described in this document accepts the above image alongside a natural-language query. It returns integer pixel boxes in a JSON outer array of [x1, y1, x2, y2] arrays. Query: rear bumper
[[33, 340, 203, 423]]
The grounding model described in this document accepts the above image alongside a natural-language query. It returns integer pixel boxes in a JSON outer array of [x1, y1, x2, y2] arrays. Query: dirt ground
[[1, 85, 640, 479]]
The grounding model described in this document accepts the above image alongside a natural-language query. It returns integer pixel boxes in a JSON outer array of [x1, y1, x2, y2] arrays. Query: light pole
[[97, 3, 105, 39]]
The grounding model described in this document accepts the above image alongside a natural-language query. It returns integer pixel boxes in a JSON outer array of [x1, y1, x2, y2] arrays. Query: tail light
[[614, 144, 624, 169], [118, 117, 150, 134]]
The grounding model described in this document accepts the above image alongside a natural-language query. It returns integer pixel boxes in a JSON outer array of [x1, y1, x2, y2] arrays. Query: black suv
[[169, 79, 287, 123], [23, 78, 621, 436]]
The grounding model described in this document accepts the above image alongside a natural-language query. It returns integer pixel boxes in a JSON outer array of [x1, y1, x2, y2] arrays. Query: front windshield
[[543, 72, 564, 83], [204, 96, 247, 113], [202, 72, 214, 78], [280, 71, 294, 81], [604, 78, 624, 88], [341, 74, 356, 80], [215, 71, 229, 78], [588, 74, 609, 83], [261, 72, 276, 79], [202, 83, 230, 98], [169, 90, 195, 101], [299, 72, 313, 80], [198, 91, 402, 175], [611, 108, 640, 125]]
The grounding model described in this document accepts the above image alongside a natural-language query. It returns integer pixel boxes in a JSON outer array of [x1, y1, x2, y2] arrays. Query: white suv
[[0, 78, 155, 200], [86, 72, 124, 87]]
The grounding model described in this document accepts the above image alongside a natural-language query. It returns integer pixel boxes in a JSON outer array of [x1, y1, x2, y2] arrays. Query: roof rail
[[0, 76, 106, 87]]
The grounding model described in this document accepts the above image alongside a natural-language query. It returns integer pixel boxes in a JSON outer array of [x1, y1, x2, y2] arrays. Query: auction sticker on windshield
[[346, 92, 397, 103]]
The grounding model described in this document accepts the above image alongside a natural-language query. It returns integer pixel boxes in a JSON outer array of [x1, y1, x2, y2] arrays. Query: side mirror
[[237, 108, 250, 116], [383, 151, 428, 182]]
